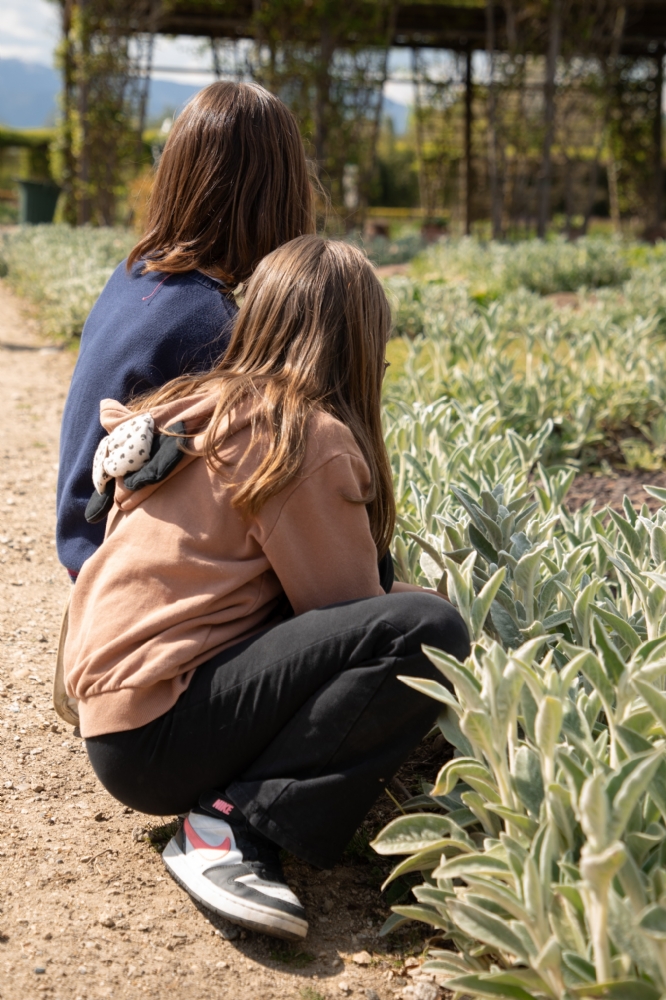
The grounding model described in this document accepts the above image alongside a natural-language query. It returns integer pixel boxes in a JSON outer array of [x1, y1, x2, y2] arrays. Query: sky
[[0, 0, 414, 103]]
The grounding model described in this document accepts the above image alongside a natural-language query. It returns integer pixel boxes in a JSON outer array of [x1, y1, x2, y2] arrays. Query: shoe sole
[[162, 838, 308, 941]]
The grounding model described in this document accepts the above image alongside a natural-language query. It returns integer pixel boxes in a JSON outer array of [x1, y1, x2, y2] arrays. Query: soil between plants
[[1, 277, 662, 1000], [564, 469, 666, 512]]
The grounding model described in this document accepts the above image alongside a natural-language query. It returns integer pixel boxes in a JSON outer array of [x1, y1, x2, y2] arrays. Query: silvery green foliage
[[350, 231, 426, 267], [376, 451, 666, 998], [0, 225, 135, 339], [383, 239, 666, 464], [412, 236, 632, 296]]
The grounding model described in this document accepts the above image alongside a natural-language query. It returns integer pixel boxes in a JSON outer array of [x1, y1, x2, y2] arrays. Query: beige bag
[[53, 593, 80, 727]]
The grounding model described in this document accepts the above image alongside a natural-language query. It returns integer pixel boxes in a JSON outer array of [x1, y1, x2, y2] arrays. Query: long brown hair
[[136, 236, 396, 556], [128, 82, 314, 285]]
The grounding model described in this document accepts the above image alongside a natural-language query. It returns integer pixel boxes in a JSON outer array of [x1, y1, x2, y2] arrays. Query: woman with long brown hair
[[64, 237, 469, 941], [57, 81, 314, 581]]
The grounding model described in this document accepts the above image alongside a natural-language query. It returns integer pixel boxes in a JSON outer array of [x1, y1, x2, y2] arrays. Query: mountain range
[[0, 58, 409, 133]]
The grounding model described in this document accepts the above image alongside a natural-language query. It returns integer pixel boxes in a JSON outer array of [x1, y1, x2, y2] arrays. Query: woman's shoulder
[[99, 260, 231, 304], [81, 262, 235, 350]]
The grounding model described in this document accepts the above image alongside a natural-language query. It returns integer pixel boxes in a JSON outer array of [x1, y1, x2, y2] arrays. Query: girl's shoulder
[[302, 408, 365, 472]]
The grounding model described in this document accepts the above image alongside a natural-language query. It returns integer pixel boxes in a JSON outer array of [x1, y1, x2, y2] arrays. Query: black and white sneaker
[[162, 792, 308, 940]]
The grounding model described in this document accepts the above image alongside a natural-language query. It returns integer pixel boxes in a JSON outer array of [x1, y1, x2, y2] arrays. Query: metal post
[[486, 1, 501, 239], [465, 46, 473, 236], [537, 0, 562, 239], [654, 43, 664, 231]]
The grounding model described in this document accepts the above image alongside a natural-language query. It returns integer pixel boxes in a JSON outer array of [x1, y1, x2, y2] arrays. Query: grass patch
[[269, 942, 316, 967], [145, 819, 179, 853], [299, 988, 327, 1000]]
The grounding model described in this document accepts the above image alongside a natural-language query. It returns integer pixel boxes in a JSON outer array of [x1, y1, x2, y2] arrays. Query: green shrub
[[377, 406, 666, 997], [0, 224, 135, 340], [412, 237, 632, 297], [351, 231, 426, 266], [384, 242, 666, 466]]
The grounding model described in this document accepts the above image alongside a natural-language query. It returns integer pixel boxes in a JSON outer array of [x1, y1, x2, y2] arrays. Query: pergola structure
[[52, 0, 666, 230], [154, 1, 666, 56], [148, 0, 666, 235]]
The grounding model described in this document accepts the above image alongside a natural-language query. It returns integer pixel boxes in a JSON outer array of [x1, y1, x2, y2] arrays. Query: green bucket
[[17, 180, 61, 225]]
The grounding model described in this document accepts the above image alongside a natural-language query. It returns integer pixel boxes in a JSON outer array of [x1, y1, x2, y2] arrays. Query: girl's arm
[[258, 443, 450, 613], [259, 452, 384, 615]]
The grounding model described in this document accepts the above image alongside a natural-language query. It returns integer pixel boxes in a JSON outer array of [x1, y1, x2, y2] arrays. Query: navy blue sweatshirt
[[56, 261, 237, 574]]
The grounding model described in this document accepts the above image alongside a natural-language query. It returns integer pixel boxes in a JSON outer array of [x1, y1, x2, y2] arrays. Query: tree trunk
[[211, 38, 221, 79], [313, 20, 334, 183], [76, 0, 92, 226], [59, 0, 77, 224], [564, 157, 574, 236], [135, 22, 155, 171], [583, 5, 626, 235], [412, 48, 431, 219], [537, 0, 562, 239], [608, 154, 621, 232]]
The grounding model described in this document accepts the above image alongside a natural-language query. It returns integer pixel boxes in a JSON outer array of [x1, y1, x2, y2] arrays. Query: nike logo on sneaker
[[212, 797, 234, 815], [184, 817, 231, 856]]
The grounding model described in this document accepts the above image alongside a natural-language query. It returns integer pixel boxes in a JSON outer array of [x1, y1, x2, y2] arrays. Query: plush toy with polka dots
[[92, 414, 154, 495]]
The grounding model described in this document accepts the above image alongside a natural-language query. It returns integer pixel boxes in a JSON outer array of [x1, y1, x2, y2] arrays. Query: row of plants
[[3, 224, 666, 997], [376, 400, 666, 999], [410, 237, 635, 298], [0, 225, 135, 340], [386, 239, 666, 469]]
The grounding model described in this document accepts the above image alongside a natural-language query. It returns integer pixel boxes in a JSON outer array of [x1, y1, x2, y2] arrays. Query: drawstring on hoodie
[[141, 274, 171, 302]]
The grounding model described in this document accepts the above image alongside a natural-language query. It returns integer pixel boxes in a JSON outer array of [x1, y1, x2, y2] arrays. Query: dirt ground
[[2, 276, 665, 1000], [0, 281, 450, 1000], [565, 469, 666, 512]]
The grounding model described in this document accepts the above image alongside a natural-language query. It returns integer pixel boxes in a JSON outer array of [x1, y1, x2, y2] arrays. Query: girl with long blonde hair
[[64, 236, 469, 940]]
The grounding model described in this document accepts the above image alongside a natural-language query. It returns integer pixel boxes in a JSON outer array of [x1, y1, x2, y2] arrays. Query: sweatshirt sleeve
[[259, 453, 384, 616]]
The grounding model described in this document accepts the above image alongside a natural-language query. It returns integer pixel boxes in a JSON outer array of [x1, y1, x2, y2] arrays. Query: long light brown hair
[[128, 82, 314, 285], [135, 236, 396, 556]]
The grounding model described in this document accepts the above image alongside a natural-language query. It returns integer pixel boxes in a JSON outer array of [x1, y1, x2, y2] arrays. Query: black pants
[[86, 591, 469, 868]]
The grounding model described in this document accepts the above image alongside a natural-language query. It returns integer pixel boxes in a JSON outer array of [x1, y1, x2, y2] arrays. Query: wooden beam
[[149, 1, 666, 56]]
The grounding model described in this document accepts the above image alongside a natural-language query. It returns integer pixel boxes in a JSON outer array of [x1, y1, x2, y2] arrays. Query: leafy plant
[[0, 224, 134, 339], [376, 464, 666, 999], [384, 237, 666, 468], [411, 237, 632, 296]]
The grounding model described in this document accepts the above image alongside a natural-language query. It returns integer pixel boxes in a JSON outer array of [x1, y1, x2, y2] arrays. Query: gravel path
[[0, 281, 443, 1000]]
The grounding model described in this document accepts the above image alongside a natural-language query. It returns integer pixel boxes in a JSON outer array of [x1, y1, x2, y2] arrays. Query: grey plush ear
[[123, 420, 187, 491], [83, 420, 188, 525], [85, 478, 116, 524]]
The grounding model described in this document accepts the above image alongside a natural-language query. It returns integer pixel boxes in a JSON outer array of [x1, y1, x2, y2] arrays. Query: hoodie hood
[[91, 391, 252, 517]]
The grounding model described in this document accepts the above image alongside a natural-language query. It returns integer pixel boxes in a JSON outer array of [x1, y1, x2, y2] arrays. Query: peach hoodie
[[64, 391, 385, 738]]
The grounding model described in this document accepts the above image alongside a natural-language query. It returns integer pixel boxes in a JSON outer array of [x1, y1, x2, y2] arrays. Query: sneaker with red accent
[[162, 792, 308, 940]]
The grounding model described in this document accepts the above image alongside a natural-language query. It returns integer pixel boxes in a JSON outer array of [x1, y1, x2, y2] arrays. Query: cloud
[[0, 0, 60, 65]]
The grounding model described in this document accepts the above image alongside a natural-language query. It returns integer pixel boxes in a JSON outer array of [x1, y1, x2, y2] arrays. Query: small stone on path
[[352, 950, 372, 965]]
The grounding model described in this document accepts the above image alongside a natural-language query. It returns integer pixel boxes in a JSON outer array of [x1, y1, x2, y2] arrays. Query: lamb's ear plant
[[373, 630, 666, 1000], [377, 460, 666, 999]]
